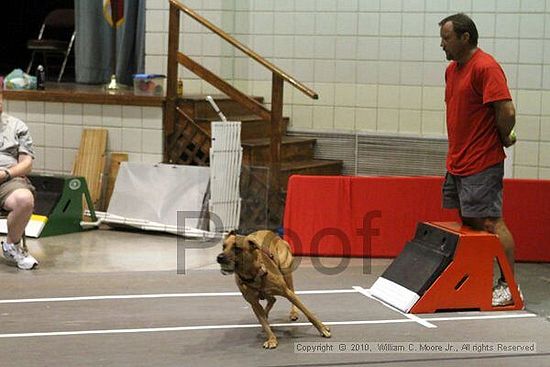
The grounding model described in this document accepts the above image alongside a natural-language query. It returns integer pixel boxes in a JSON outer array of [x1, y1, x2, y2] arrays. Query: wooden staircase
[[167, 95, 342, 228], [164, 1, 342, 229]]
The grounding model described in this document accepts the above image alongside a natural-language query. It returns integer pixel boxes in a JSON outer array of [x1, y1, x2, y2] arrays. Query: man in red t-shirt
[[439, 13, 518, 306]]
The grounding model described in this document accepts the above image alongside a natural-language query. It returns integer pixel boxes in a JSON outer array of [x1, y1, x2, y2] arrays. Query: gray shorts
[[442, 162, 504, 218], [0, 177, 36, 212]]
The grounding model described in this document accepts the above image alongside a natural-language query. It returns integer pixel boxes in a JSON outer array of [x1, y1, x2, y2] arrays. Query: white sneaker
[[2, 242, 38, 270], [492, 279, 523, 306]]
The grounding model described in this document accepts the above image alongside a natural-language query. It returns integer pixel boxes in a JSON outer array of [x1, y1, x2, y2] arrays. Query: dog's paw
[[289, 311, 299, 321], [263, 337, 278, 349], [320, 325, 331, 338]]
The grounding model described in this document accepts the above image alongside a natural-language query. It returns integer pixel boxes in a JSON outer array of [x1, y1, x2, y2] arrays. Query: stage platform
[[4, 82, 165, 107], [4, 82, 229, 107]]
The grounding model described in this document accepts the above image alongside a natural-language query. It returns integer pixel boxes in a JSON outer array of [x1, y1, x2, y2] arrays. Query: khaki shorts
[[442, 162, 504, 218], [0, 177, 36, 212]]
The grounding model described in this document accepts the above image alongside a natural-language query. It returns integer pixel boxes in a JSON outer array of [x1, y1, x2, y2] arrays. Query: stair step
[[172, 94, 343, 196], [195, 116, 289, 140], [282, 159, 343, 187], [183, 95, 265, 120], [245, 159, 343, 188], [242, 136, 316, 165]]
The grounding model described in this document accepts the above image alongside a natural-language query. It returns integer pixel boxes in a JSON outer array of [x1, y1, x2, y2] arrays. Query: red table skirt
[[283, 175, 550, 262]]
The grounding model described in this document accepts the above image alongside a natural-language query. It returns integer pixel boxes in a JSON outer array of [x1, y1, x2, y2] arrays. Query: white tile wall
[[355, 107, 377, 130], [450, 1, 472, 15], [45, 103, 63, 124], [517, 115, 541, 140], [378, 85, 400, 109], [517, 90, 542, 115], [146, 0, 550, 178], [45, 125, 63, 147], [358, 13, 379, 36], [541, 117, 550, 141], [399, 86, 422, 110], [422, 110, 445, 135], [403, 0, 424, 12], [293, 105, 314, 129], [497, 0, 520, 12], [426, 0, 448, 12], [334, 107, 356, 130], [27, 102, 45, 122], [63, 104, 83, 125], [399, 109, 422, 134], [27, 122, 44, 146], [377, 109, 399, 133], [7, 101, 26, 121], [540, 142, 550, 166], [515, 141, 540, 166], [519, 14, 544, 39], [5, 102, 164, 175]]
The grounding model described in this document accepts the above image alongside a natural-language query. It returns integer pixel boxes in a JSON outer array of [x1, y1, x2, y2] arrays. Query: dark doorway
[[0, 0, 74, 79]]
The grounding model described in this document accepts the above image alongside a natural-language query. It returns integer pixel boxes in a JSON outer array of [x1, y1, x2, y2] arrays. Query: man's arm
[[1, 154, 33, 182], [493, 100, 516, 148]]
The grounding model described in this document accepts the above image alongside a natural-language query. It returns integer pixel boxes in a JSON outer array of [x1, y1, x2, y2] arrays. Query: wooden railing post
[[164, 2, 180, 163], [167, 0, 321, 228], [269, 73, 284, 226]]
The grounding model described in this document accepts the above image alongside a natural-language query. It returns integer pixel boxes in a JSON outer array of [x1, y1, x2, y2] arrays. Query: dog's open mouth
[[219, 264, 235, 275]]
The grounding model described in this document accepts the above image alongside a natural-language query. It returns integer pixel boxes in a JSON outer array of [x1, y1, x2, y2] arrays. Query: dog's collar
[[236, 247, 273, 287], [261, 247, 274, 259], [237, 264, 267, 286]]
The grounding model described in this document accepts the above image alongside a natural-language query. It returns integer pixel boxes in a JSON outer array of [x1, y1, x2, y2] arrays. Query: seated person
[[0, 77, 38, 270]]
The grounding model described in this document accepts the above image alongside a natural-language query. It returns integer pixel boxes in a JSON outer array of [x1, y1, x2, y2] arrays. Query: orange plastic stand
[[410, 222, 524, 313]]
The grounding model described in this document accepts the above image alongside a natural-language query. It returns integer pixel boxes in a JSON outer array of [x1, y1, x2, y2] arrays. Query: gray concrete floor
[[1, 227, 549, 367]]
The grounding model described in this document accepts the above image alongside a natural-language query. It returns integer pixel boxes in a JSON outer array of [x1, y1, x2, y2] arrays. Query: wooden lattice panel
[[167, 112, 211, 166], [239, 166, 285, 231]]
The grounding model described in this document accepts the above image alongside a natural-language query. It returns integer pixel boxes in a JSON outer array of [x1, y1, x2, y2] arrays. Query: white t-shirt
[[0, 113, 34, 169]]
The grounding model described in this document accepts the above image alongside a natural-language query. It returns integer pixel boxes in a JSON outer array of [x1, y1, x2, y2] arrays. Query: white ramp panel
[[107, 163, 210, 230], [209, 121, 242, 232], [370, 277, 421, 313]]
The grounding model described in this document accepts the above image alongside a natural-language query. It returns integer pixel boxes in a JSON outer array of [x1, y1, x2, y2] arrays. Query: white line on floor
[[426, 314, 538, 322], [0, 289, 358, 304], [0, 314, 536, 339], [353, 286, 437, 328]]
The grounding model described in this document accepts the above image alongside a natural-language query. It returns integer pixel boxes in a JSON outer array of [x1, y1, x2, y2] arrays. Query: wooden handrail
[[166, 0, 315, 227], [175, 106, 211, 138], [177, 52, 272, 121], [169, 0, 318, 100]]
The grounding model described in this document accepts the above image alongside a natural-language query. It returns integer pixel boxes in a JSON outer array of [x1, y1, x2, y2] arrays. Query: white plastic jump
[[209, 120, 242, 232]]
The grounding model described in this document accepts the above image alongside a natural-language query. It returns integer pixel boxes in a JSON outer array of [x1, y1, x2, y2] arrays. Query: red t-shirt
[[444, 48, 511, 176]]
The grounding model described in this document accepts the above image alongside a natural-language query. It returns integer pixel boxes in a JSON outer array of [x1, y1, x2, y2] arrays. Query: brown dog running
[[216, 230, 331, 349]]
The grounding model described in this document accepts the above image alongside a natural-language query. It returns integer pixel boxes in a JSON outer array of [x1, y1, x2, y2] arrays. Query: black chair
[[26, 9, 76, 83]]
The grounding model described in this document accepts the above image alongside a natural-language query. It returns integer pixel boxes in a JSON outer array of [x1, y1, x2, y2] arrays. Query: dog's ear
[[245, 235, 262, 251]]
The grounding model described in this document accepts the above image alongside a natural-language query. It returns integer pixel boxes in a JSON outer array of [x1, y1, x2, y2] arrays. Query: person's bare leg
[[484, 218, 515, 275], [462, 216, 515, 275], [3, 189, 34, 244]]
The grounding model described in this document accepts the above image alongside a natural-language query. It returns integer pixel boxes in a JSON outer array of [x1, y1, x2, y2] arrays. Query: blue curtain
[[74, 0, 145, 85]]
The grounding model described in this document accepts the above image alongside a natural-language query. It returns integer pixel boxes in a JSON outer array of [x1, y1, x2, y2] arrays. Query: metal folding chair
[[26, 9, 76, 83]]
